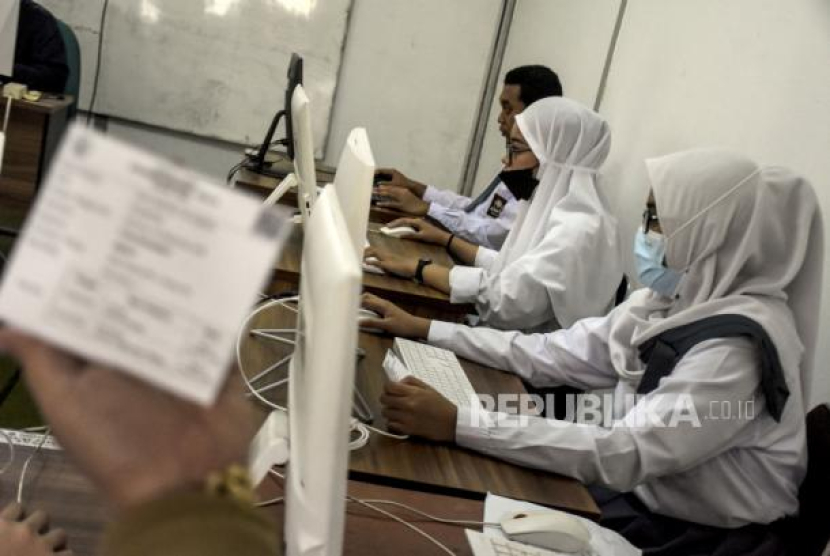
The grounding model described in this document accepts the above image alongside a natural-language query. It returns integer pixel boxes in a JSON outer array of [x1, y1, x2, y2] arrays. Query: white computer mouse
[[500, 510, 591, 553], [358, 308, 381, 320], [363, 257, 385, 275], [380, 225, 417, 238], [357, 308, 384, 334]]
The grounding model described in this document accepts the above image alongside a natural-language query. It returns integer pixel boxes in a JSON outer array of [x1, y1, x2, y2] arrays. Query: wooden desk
[[0, 444, 483, 556], [270, 221, 472, 321], [266, 476, 484, 556], [0, 96, 73, 194], [242, 305, 600, 519], [0, 443, 108, 556], [236, 168, 405, 225]]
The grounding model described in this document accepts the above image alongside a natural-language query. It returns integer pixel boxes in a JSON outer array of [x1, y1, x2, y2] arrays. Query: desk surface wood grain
[[242, 305, 599, 519], [272, 221, 472, 319], [0, 444, 484, 556], [236, 168, 405, 224]]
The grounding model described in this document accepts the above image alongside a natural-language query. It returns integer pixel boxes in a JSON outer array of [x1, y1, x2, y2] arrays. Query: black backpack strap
[[637, 315, 790, 422]]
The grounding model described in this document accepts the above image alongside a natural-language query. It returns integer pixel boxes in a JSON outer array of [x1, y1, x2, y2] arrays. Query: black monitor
[[246, 53, 304, 175]]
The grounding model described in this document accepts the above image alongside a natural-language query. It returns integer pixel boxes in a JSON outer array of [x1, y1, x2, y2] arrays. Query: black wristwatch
[[414, 258, 433, 284]]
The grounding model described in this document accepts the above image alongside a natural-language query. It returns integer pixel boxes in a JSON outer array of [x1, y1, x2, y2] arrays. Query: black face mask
[[499, 168, 539, 201]]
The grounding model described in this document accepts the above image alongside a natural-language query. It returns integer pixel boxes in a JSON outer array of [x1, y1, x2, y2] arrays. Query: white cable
[[246, 377, 289, 397], [237, 306, 364, 451], [16, 428, 51, 504], [266, 468, 488, 553], [249, 330, 296, 348], [362, 422, 409, 441], [2, 96, 12, 134], [236, 300, 407, 452], [347, 496, 456, 556], [236, 298, 290, 412], [0, 429, 15, 476], [257, 469, 286, 506], [348, 419, 371, 451], [249, 354, 293, 384], [255, 496, 284, 508], [357, 499, 497, 527]]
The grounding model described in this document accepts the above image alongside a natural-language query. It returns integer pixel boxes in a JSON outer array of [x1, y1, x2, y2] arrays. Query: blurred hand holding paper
[[0, 124, 290, 405]]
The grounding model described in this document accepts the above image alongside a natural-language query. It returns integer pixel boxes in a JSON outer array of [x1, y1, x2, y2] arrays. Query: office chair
[[56, 19, 81, 119], [789, 403, 830, 555], [0, 21, 80, 242]]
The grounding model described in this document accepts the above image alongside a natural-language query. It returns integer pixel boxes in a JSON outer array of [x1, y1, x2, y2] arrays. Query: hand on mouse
[[375, 186, 430, 217], [380, 377, 457, 442], [375, 168, 427, 198], [363, 247, 418, 279], [360, 293, 431, 339], [0, 329, 258, 512], [386, 218, 451, 246], [0, 503, 72, 556]]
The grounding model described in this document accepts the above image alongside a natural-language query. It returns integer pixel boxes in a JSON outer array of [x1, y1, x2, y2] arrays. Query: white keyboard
[[466, 530, 563, 556], [385, 338, 478, 408]]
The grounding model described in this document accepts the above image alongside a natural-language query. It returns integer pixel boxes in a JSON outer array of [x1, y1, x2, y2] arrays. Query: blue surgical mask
[[634, 230, 683, 297]]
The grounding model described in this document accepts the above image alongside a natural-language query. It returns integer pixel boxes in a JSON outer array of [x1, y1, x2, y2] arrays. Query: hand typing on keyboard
[[380, 376, 458, 442]]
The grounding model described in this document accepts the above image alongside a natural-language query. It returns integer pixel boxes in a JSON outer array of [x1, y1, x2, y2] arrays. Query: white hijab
[[490, 97, 623, 328], [609, 149, 824, 407]]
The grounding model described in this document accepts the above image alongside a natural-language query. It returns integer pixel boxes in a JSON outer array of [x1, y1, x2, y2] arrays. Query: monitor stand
[[248, 302, 375, 424]]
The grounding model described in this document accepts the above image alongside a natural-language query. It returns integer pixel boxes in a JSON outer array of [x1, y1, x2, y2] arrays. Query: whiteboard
[[324, 0, 503, 191], [39, 0, 352, 150], [473, 0, 623, 194]]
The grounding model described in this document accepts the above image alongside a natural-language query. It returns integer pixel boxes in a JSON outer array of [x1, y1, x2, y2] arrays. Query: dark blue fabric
[[590, 486, 790, 556], [637, 314, 789, 421], [464, 175, 502, 213]]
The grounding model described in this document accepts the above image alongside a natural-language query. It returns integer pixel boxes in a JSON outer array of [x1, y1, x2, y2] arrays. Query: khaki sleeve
[[101, 492, 280, 556]]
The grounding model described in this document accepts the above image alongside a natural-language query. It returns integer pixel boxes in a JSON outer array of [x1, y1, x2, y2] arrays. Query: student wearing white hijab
[[373, 65, 563, 250], [365, 97, 623, 332], [365, 149, 824, 554]]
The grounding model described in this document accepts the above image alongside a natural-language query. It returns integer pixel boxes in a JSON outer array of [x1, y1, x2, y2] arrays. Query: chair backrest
[[56, 20, 81, 119], [792, 403, 830, 555]]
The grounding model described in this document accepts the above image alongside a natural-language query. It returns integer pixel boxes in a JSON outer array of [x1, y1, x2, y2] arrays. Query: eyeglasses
[[642, 205, 660, 232], [506, 141, 532, 166]]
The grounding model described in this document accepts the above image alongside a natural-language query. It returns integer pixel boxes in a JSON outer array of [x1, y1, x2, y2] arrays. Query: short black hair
[[504, 65, 563, 106]]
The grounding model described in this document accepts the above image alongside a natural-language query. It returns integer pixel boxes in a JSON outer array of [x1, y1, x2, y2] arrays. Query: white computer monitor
[[0, 1, 20, 79], [291, 84, 317, 224], [332, 128, 375, 259], [285, 186, 362, 556]]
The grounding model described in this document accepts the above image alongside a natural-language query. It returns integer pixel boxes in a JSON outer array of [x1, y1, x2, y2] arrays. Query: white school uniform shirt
[[429, 149, 825, 530], [429, 313, 804, 528], [448, 98, 623, 332], [422, 177, 518, 250]]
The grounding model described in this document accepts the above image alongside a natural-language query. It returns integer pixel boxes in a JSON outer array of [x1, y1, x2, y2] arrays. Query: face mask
[[499, 168, 539, 201], [634, 230, 683, 297]]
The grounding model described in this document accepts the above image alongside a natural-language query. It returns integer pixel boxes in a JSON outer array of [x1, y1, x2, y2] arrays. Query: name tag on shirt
[[0, 124, 291, 405], [486, 194, 507, 218]]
